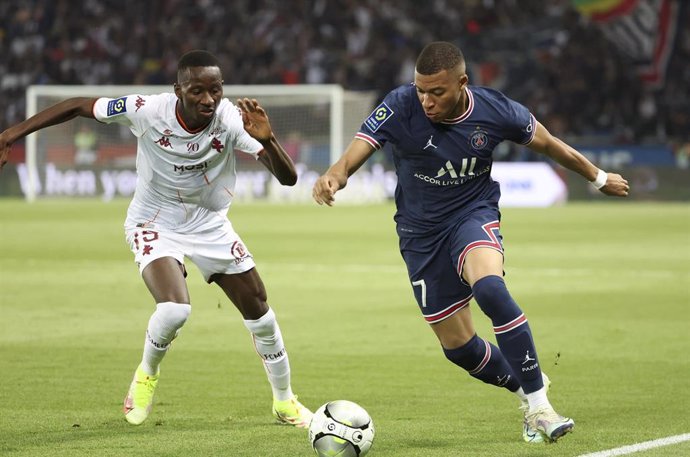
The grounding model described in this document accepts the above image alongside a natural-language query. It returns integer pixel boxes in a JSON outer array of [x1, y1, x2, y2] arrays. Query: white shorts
[[125, 223, 255, 282]]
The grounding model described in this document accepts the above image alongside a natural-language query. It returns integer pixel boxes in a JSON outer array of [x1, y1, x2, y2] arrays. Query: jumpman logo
[[423, 135, 438, 150], [522, 350, 536, 365], [496, 374, 511, 387]]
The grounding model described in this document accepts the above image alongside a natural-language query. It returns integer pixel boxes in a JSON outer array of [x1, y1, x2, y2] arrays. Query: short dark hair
[[415, 42, 465, 75], [177, 50, 220, 72]]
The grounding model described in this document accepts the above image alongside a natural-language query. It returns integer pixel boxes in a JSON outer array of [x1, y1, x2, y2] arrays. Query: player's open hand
[[600, 172, 630, 197], [237, 98, 272, 142], [312, 174, 342, 206]]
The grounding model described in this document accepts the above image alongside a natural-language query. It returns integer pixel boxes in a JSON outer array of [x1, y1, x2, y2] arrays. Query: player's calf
[[124, 301, 190, 425], [472, 275, 544, 393], [442, 333, 520, 392]]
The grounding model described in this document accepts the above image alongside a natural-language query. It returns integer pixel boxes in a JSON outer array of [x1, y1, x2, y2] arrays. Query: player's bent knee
[[430, 308, 476, 349], [442, 334, 482, 368], [147, 302, 191, 346], [156, 301, 192, 329], [471, 275, 522, 322], [434, 328, 475, 350], [243, 307, 278, 337]]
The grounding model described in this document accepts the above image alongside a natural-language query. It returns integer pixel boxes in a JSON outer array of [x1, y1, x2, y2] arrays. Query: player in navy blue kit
[[313, 41, 629, 443]]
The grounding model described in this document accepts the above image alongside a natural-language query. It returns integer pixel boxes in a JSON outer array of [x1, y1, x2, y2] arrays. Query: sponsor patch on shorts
[[107, 97, 127, 116], [364, 102, 394, 132]]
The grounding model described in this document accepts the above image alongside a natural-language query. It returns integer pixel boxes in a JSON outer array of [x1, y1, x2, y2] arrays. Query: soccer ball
[[308, 400, 375, 456]]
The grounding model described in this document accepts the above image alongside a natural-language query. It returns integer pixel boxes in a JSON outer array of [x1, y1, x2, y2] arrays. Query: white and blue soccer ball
[[308, 400, 375, 456]]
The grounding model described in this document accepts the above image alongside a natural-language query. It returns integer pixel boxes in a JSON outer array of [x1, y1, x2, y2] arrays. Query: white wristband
[[591, 169, 607, 189]]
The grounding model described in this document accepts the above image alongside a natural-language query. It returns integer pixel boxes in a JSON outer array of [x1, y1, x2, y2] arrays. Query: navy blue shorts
[[399, 207, 504, 324]]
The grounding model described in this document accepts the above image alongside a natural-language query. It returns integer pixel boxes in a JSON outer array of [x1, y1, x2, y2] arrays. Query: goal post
[[23, 84, 376, 202]]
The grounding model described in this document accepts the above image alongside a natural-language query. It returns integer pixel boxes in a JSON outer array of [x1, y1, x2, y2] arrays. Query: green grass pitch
[[1, 199, 688, 457]]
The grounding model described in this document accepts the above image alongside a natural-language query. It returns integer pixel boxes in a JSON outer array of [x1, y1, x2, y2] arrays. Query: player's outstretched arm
[[237, 97, 297, 186], [0, 97, 97, 171], [312, 139, 376, 206], [528, 121, 630, 197]]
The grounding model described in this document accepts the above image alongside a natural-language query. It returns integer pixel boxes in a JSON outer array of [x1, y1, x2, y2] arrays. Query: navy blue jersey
[[356, 84, 536, 237]]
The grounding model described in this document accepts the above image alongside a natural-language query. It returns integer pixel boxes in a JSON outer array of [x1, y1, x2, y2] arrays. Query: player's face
[[414, 66, 468, 123], [174, 66, 224, 129]]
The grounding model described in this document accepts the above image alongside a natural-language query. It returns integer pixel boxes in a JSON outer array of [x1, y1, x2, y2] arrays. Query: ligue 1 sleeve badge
[[107, 97, 128, 116], [364, 102, 394, 133], [469, 127, 489, 150]]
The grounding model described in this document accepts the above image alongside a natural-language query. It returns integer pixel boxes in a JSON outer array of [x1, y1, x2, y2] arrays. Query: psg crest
[[469, 128, 489, 150]]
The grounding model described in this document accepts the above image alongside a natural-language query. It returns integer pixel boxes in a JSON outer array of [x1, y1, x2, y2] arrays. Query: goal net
[[22, 85, 377, 202]]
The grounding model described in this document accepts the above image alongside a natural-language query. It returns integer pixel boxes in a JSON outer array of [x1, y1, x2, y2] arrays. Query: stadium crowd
[[1, 0, 688, 158]]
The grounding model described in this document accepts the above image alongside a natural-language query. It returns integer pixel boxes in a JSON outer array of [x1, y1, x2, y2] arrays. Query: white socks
[[514, 373, 553, 412], [138, 303, 293, 402], [141, 301, 191, 375], [243, 308, 293, 401], [525, 387, 551, 412]]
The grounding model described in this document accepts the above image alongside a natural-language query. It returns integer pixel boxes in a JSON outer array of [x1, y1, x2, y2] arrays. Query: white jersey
[[93, 93, 263, 232]]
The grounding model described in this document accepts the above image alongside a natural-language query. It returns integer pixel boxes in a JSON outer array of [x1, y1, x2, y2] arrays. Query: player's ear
[[173, 83, 181, 99], [458, 73, 469, 90]]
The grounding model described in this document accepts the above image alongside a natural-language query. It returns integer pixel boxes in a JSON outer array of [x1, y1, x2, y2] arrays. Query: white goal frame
[[25, 84, 350, 202]]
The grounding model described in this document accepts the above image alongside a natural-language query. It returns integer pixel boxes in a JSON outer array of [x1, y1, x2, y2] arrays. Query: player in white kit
[[0, 50, 313, 428]]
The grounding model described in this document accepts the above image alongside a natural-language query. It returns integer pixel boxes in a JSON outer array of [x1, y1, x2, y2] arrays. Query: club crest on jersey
[[364, 102, 394, 133], [469, 127, 489, 150], [107, 97, 127, 116], [231, 241, 251, 264]]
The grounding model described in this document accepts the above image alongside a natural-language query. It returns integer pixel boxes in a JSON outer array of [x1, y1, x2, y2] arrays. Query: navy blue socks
[[471, 275, 544, 394]]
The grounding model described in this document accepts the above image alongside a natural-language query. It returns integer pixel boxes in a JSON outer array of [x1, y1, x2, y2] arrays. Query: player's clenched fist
[[600, 172, 630, 197]]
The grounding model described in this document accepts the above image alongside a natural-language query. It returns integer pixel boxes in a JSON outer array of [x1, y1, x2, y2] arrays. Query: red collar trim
[[175, 101, 210, 134]]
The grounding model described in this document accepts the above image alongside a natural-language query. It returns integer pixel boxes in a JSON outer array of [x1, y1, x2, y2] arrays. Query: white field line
[[578, 433, 690, 457]]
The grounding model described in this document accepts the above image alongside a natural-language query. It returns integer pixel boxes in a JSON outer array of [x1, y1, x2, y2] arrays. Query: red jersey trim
[[355, 132, 381, 150], [423, 295, 472, 324], [175, 101, 210, 134]]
